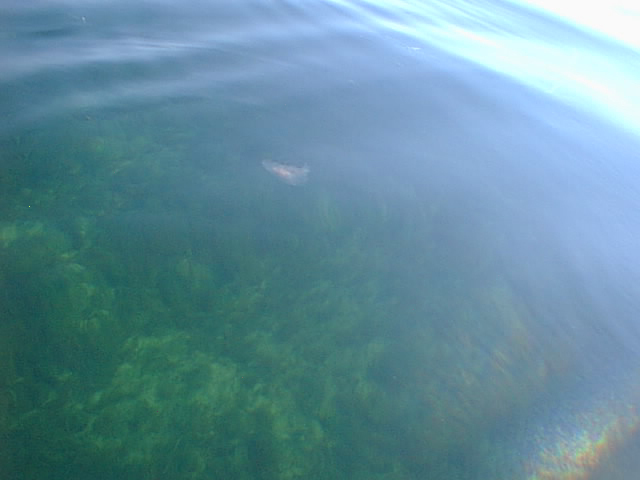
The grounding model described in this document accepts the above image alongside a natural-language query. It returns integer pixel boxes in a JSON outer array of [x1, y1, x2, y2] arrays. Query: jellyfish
[[262, 160, 309, 186]]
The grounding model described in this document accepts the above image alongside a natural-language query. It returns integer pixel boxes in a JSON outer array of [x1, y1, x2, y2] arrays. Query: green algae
[[1, 108, 567, 480]]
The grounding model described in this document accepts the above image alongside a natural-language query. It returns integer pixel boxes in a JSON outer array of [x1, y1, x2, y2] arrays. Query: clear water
[[1, 1, 640, 479]]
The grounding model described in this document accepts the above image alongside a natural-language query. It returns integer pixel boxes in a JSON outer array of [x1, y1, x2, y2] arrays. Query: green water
[[0, 101, 563, 480], [4, 0, 640, 477]]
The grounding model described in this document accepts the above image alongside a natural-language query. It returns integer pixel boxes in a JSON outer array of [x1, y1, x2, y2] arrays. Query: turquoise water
[[2, 1, 640, 479]]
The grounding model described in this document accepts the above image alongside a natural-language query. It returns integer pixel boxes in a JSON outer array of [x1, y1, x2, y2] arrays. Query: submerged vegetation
[[0, 106, 570, 480]]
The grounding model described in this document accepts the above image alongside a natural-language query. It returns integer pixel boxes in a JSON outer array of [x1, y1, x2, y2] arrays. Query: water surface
[[2, 1, 640, 479]]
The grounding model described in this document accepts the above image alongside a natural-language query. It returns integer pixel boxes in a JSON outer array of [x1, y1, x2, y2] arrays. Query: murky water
[[2, 1, 640, 479]]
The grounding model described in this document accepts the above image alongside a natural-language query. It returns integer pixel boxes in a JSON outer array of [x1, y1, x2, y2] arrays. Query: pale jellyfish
[[262, 160, 310, 185]]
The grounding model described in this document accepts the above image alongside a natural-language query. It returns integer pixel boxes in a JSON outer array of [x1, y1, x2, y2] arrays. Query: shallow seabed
[[0, 104, 529, 480], [2, 1, 640, 479]]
